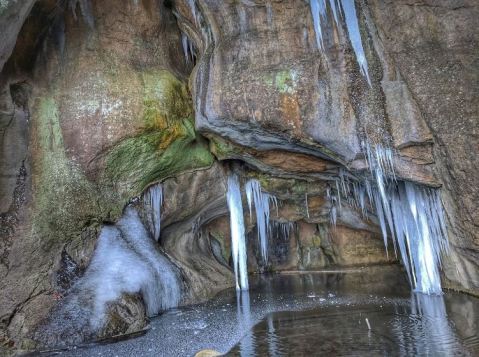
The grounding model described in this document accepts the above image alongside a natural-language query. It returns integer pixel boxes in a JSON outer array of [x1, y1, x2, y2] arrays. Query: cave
[[0, 0, 478, 355]]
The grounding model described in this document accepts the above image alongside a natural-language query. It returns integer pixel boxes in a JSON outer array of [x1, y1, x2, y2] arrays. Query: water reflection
[[266, 315, 280, 357], [445, 292, 479, 353], [390, 293, 462, 356], [228, 290, 475, 356], [249, 266, 411, 299], [236, 290, 254, 356]]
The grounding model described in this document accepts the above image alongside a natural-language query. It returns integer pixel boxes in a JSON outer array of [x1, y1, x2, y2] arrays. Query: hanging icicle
[[245, 179, 277, 264], [309, 0, 371, 85], [227, 174, 249, 291], [142, 183, 163, 241], [328, 141, 449, 294]]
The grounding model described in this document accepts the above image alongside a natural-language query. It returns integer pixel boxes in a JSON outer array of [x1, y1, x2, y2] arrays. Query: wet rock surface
[[367, 0, 479, 296], [0, 0, 477, 351]]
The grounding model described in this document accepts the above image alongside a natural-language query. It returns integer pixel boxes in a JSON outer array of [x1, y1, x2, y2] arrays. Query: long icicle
[[245, 179, 276, 264], [227, 174, 249, 291], [309, 0, 371, 84]]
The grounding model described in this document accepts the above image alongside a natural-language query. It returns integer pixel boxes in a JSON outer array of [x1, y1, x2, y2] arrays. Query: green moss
[[210, 231, 230, 262], [209, 136, 239, 159], [105, 118, 213, 199], [263, 69, 298, 94], [141, 70, 192, 130], [32, 97, 105, 245], [104, 71, 214, 199]]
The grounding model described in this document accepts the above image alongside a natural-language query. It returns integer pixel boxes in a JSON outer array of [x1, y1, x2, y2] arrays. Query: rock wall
[[0, 0, 477, 352], [367, 0, 479, 295]]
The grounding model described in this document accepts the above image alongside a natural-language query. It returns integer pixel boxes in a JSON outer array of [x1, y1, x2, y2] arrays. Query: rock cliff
[[0, 0, 477, 352]]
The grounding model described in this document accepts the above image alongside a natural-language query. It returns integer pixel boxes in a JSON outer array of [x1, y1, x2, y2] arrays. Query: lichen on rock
[[103, 70, 214, 200], [32, 96, 104, 245]]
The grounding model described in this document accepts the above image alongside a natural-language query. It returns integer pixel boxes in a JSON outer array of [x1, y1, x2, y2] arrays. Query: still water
[[227, 270, 479, 356], [54, 265, 479, 357]]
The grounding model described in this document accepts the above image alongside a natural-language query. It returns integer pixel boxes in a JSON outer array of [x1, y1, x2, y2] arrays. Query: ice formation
[[309, 0, 371, 84], [270, 220, 295, 241], [227, 174, 249, 291], [181, 33, 196, 64], [245, 179, 277, 264], [328, 142, 449, 294], [142, 183, 163, 241], [237, 290, 253, 356], [81, 206, 181, 327]]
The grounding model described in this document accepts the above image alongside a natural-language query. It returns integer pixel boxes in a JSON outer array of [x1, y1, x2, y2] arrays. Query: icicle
[[182, 34, 189, 63], [181, 33, 195, 64], [187, 0, 198, 24], [394, 182, 448, 294], [330, 205, 337, 226], [271, 221, 295, 241], [227, 174, 249, 291], [329, 138, 449, 294], [364, 141, 448, 293], [309, 0, 328, 50], [326, 184, 339, 226], [143, 183, 163, 241], [340, 0, 371, 85], [245, 179, 277, 264], [309, 0, 371, 84]]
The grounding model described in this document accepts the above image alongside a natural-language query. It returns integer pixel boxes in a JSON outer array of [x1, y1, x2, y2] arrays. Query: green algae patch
[[104, 70, 213, 199], [263, 69, 298, 94], [141, 70, 192, 130], [210, 231, 230, 262], [209, 135, 240, 159], [104, 117, 213, 200], [32, 96, 105, 245]]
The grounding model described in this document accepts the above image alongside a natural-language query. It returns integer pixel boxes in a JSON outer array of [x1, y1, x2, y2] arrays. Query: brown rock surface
[[177, 0, 437, 183], [368, 0, 479, 294], [0, 0, 477, 351]]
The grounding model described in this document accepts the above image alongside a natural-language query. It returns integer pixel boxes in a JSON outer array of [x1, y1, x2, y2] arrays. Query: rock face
[[367, 0, 479, 296], [0, 0, 213, 350], [178, 0, 437, 184], [0, 0, 477, 352], [175, 0, 479, 292], [0, 0, 36, 73]]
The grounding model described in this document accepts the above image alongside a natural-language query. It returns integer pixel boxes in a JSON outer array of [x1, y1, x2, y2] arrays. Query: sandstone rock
[[0, 0, 477, 351], [368, 0, 479, 295], [194, 349, 222, 357], [99, 294, 147, 340], [0, 0, 36, 73], [176, 0, 437, 184]]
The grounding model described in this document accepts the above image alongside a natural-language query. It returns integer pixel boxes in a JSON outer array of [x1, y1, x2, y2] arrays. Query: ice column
[[227, 174, 249, 291]]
